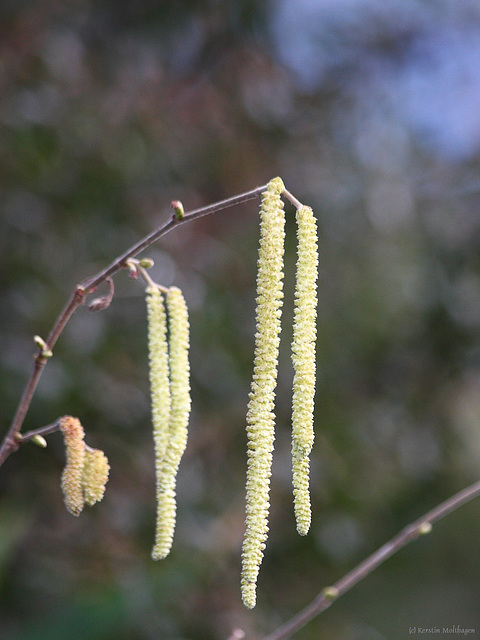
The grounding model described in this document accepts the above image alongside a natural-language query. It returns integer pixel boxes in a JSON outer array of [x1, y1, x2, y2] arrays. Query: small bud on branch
[[33, 335, 53, 358], [171, 200, 185, 220]]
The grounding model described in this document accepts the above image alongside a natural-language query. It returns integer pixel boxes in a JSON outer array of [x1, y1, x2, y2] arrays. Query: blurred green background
[[2, 1, 480, 639]]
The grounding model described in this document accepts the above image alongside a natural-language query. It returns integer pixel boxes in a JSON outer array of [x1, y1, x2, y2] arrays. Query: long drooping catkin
[[152, 286, 191, 560], [291, 206, 318, 536], [60, 416, 86, 516], [146, 286, 173, 559], [146, 286, 171, 467], [241, 177, 286, 609]]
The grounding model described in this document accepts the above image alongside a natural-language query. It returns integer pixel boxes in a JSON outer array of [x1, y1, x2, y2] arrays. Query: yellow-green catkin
[[241, 177, 285, 609], [152, 286, 191, 560], [82, 448, 110, 506], [146, 286, 173, 559], [291, 206, 318, 536], [60, 416, 86, 516], [146, 286, 171, 469]]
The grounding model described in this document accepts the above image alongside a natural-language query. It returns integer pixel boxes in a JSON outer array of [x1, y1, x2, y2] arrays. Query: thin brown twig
[[81, 185, 269, 292], [262, 478, 480, 640], [20, 420, 62, 443], [0, 184, 267, 467]]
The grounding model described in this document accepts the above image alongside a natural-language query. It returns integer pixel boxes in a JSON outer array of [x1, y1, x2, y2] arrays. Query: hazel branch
[[81, 185, 268, 292], [262, 477, 480, 640], [0, 184, 267, 468]]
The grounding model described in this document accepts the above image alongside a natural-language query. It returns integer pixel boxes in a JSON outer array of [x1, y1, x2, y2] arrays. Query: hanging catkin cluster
[[54, 179, 316, 611], [146, 285, 191, 560], [60, 416, 110, 516], [241, 179, 319, 608]]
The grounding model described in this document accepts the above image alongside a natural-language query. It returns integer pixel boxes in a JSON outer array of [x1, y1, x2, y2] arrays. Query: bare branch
[[262, 478, 480, 640], [0, 184, 267, 467], [81, 185, 268, 292]]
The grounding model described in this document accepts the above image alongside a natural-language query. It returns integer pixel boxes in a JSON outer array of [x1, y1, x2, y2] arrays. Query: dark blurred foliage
[[2, 1, 480, 638]]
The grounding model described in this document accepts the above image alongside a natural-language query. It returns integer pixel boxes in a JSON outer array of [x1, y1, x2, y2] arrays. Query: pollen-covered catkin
[[146, 286, 173, 559], [241, 177, 285, 609], [152, 286, 191, 560], [146, 285, 171, 471], [291, 206, 318, 536], [60, 416, 86, 516], [82, 448, 110, 506]]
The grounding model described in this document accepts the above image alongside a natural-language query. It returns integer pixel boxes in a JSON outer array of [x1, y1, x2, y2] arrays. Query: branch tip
[[171, 200, 185, 220], [74, 285, 87, 304]]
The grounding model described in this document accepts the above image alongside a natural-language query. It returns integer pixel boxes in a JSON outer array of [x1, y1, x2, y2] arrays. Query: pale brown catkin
[[60, 416, 86, 517], [82, 448, 110, 506]]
